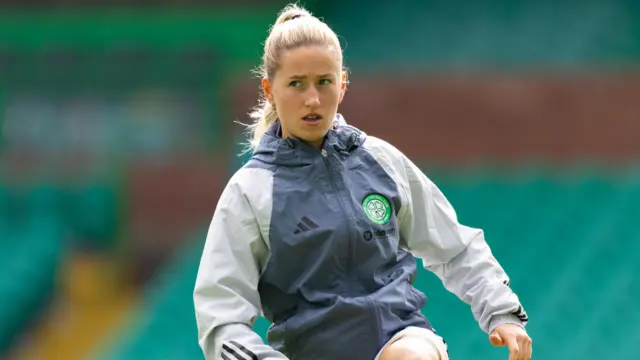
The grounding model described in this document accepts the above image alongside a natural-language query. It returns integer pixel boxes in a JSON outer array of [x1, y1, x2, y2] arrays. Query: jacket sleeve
[[194, 170, 289, 360], [397, 153, 529, 335]]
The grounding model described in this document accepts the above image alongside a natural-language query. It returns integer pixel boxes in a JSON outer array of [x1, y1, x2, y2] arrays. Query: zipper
[[321, 149, 350, 259], [321, 148, 361, 291]]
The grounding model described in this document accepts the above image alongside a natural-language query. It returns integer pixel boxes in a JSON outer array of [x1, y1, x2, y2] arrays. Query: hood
[[251, 114, 366, 167]]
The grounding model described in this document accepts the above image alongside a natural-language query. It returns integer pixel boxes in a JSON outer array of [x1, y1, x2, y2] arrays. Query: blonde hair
[[244, 3, 344, 151]]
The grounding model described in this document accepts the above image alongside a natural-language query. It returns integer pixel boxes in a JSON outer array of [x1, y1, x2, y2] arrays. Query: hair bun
[[275, 4, 312, 25]]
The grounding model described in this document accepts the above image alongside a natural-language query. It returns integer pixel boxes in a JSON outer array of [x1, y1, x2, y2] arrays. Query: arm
[[194, 171, 289, 360], [397, 156, 528, 334]]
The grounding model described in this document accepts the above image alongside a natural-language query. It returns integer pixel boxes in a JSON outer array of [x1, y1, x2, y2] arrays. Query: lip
[[302, 113, 322, 126]]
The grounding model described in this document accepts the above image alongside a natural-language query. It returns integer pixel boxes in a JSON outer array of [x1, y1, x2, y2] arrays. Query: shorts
[[374, 326, 449, 360]]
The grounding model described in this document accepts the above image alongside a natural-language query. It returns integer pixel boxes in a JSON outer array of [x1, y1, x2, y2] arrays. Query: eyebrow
[[288, 73, 335, 79]]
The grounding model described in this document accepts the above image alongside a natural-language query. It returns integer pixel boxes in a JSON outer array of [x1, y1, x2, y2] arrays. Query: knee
[[378, 342, 423, 360], [378, 337, 444, 360]]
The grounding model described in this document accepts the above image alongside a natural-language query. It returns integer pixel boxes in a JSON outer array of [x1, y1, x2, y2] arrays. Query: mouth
[[302, 113, 322, 126]]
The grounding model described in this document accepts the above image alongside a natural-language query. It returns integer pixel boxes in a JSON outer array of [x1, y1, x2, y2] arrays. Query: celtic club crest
[[362, 194, 391, 225]]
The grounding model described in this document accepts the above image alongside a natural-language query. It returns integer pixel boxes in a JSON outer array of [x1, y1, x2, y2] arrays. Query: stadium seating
[[6, 179, 120, 251], [327, 1, 640, 68], [64, 180, 120, 252], [0, 214, 66, 353], [417, 166, 640, 360], [0, 177, 121, 354], [92, 166, 640, 360], [93, 233, 207, 360]]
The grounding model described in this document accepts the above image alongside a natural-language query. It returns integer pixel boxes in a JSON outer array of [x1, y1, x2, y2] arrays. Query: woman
[[194, 4, 532, 360]]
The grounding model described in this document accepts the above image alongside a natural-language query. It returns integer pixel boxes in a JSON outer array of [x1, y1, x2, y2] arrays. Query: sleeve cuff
[[487, 313, 526, 334]]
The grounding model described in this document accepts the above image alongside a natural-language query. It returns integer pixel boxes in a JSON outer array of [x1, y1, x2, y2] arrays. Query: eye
[[319, 79, 332, 85], [289, 80, 302, 87]]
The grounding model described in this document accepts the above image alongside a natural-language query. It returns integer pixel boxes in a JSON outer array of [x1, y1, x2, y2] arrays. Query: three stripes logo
[[221, 341, 257, 360], [293, 216, 319, 234], [502, 278, 528, 323], [513, 305, 529, 323]]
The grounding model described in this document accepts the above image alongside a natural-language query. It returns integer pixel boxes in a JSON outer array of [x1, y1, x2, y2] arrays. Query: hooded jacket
[[194, 116, 528, 360]]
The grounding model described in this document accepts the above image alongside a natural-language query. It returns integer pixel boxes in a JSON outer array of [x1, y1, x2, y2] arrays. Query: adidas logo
[[293, 216, 318, 234], [222, 340, 257, 360], [513, 305, 529, 323]]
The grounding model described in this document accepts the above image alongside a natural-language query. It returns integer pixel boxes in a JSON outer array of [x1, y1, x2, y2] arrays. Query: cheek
[[280, 89, 298, 104], [274, 88, 297, 109], [322, 86, 341, 105], [273, 90, 300, 124]]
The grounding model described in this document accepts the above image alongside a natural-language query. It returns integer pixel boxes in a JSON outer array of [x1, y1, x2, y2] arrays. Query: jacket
[[194, 115, 528, 360]]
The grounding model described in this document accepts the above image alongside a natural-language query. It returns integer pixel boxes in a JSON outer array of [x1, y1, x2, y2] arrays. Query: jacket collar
[[252, 114, 365, 166]]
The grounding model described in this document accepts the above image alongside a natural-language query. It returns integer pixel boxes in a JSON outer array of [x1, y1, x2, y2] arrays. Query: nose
[[304, 86, 321, 108]]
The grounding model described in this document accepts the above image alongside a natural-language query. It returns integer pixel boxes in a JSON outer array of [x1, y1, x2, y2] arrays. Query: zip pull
[[321, 149, 328, 157]]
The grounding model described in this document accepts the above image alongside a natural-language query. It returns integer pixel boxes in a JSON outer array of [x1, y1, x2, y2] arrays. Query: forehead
[[277, 45, 341, 78]]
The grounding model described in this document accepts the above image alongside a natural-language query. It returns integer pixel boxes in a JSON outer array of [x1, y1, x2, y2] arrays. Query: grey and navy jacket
[[194, 115, 528, 360]]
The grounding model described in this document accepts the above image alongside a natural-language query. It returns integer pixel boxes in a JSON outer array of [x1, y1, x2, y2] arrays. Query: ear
[[339, 71, 348, 103], [262, 77, 273, 104]]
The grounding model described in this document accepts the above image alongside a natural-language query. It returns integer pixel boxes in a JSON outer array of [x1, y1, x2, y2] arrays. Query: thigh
[[374, 327, 449, 360]]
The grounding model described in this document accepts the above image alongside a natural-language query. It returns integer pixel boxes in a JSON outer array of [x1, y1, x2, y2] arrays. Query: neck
[[280, 128, 326, 150], [308, 139, 324, 150]]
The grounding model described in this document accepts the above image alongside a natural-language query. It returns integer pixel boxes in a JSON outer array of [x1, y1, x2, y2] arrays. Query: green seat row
[[0, 180, 119, 252], [0, 216, 66, 352], [328, 0, 640, 68]]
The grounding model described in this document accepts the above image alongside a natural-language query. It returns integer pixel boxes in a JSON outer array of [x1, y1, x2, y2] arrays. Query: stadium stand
[[418, 166, 640, 360], [0, 217, 65, 349], [93, 233, 208, 360], [0, 2, 637, 359], [65, 179, 120, 252], [326, 0, 640, 69], [0, 180, 68, 355], [0, 176, 130, 360], [0, 8, 281, 68]]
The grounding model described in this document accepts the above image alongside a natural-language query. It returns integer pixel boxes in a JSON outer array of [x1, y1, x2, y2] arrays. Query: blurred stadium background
[[0, 0, 639, 359]]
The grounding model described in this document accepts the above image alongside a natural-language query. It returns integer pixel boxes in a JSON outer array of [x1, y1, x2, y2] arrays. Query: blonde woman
[[194, 4, 532, 360]]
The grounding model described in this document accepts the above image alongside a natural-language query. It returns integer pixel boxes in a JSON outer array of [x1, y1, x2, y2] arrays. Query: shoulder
[[359, 135, 417, 219], [213, 167, 275, 233], [362, 135, 404, 156], [221, 166, 275, 205], [361, 135, 408, 175], [360, 135, 414, 197]]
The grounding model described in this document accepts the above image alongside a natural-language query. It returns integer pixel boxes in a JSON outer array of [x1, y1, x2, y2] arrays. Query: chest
[[264, 149, 404, 275]]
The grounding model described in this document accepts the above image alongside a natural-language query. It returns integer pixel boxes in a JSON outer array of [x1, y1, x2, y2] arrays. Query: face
[[263, 45, 346, 148]]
